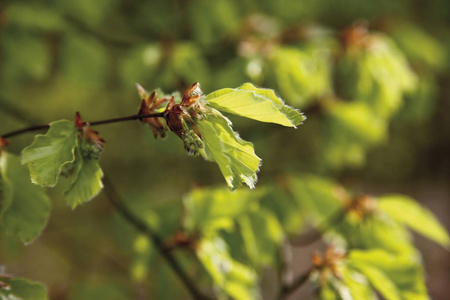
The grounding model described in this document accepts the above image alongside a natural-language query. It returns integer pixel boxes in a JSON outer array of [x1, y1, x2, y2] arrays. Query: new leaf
[[206, 83, 305, 127], [22, 120, 78, 187], [0, 152, 50, 244], [195, 110, 261, 190]]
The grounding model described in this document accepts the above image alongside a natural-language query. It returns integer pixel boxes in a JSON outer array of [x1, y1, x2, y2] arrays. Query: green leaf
[[349, 250, 429, 300], [0, 277, 48, 300], [205, 83, 305, 127], [22, 120, 78, 187], [349, 260, 401, 300], [238, 209, 284, 267], [64, 151, 103, 209], [197, 236, 259, 300], [195, 110, 261, 190], [0, 152, 50, 244], [183, 186, 263, 233], [378, 195, 450, 248]]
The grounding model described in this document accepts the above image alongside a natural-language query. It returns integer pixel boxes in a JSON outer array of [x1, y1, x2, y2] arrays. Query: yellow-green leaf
[[379, 194, 450, 248], [196, 110, 261, 190], [205, 83, 305, 127]]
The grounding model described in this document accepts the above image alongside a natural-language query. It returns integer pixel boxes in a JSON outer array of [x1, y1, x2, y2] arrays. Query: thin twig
[[0, 112, 164, 139], [279, 268, 312, 299], [102, 176, 210, 300]]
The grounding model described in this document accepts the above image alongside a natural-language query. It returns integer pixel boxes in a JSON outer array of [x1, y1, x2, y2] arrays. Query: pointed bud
[[135, 83, 149, 100]]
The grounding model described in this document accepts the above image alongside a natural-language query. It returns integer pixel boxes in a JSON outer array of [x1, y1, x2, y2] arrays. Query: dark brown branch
[[279, 268, 312, 299], [102, 176, 211, 300], [0, 112, 164, 139]]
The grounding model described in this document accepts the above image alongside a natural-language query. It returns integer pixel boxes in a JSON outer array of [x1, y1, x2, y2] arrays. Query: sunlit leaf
[[379, 195, 450, 248], [349, 259, 401, 300], [349, 250, 429, 300], [196, 110, 261, 190], [197, 236, 259, 300], [238, 208, 284, 267], [22, 120, 78, 187], [0, 152, 50, 244], [183, 187, 262, 233], [206, 83, 305, 127]]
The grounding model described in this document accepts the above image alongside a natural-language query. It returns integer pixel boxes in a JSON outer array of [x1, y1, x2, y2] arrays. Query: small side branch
[[102, 176, 210, 300], [279, 268, 312, 299], [0, 112, 164, 139]]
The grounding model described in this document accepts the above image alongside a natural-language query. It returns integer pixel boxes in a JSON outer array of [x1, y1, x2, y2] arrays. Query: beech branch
[[102, 176, 211, 300], [0, 112, 164, 139], [279, 268, 312, 299]]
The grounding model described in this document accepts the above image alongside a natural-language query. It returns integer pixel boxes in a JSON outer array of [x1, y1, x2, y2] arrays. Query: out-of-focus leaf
[[378, 195, 450, 248], [60, 32, 109, 86], [337, 34, 417, 118], [56, 0, 118, 27], [0, 277, 48, 300], [183, 187, 263, 233], [349, 250, 429, 300], [119, 43, 161, 88], [349, 259, 401, 300], [64, 151, 103, 209], [67, 279, 130, 300], [5, 3, 65, 31], [288, 174, 344, 224], [269, 45, 332, 108], [188, 0, 240, 47], [391, 24, 447, 71], [196, 110, 261, 190], [0, 152, 50, 244], [340, 267, 375, 300], [22, 120, 78, 187], [206, 83, 305, 127], [171, 43, 211, 90], [197, 236, 259, 300], [238, 208, 284, 267], [1, 32, 51, 81]]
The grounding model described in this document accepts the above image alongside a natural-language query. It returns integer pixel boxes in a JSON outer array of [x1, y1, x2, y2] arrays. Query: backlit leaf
[[379, 195, 450, 248], [206, 83, 305, 127], [196, 110, 261, 190]]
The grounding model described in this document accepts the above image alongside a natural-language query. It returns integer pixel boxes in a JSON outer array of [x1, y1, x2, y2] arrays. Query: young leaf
[[195, 110, 261, 190], [197, 235, 259, 300], [378, 195, 450, 248], [22, 120, 78, 187], [0, 152, 50, 244], [349, 260, 401, 300], [64, 151, 103, 209], [238, 209, 284, 267], [0, 277, 48, 300], [205, 83, 305, 127]]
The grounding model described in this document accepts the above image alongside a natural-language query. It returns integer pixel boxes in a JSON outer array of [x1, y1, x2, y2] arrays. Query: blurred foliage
[[1, 0, 450, 299]]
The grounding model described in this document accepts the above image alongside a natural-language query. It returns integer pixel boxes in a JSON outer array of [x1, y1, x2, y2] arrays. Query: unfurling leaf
[[205, 83, 305, 127], [195, 110, 261, 190], [0, 152, 50, 244], [22, 120, 78, 187]]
